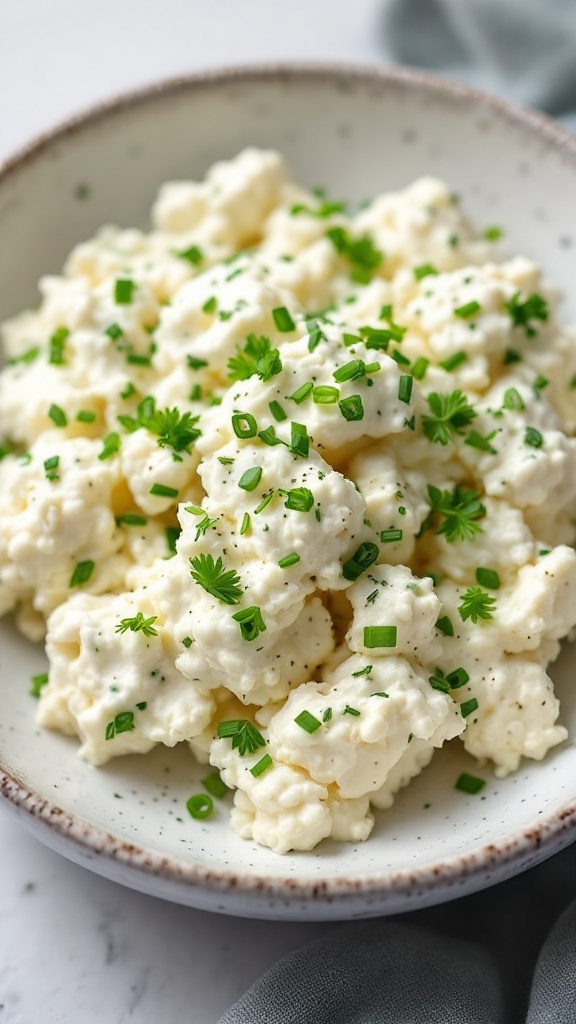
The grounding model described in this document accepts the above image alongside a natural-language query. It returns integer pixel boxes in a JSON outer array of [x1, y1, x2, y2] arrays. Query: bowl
[[1, 64, 576, 921]]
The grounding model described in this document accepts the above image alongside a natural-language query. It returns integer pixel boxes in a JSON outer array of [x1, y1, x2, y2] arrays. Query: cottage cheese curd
[[1, 148, 576, 854]]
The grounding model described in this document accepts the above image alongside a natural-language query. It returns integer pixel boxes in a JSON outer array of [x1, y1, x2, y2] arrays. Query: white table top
[[0, 4, 386, 1021]]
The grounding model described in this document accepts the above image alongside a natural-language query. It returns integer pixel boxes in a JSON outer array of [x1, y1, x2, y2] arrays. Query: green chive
[[76, 410, 97, 423], [323, 707, 332, 722], [289, 382, 313, 404], [114, 278, 136, 304], [524, 426, 543, 449], [412, 356, 429, 381], [181, 636, 193, 648], [439, 351, 467, 372], [187, 355, 208, 370], [343, 705, 361, 716], [413, 263, 438, 281], [202, 771, 229, 798], [238, 466, 263, 492], [250, 754, 273, 778], [48, 327, 69, 366], [69, 560, 95, 587], [240, 512, 251, 535], [284, 487, 314, 513], [290, 422, 310, 458], [165, 526, 180, 556], [342, 542, 379, 582], [48, 404, 67, 428], [312, 385, 339, 404], [149, 483, 179, 498], [279, 552, 300, 568], [231, 605, 266, 642], [118, 513, 148, 526], [503, 387, 525, 411], [294, 710, 322, 733], [455, 772, 485, 794], [176, 245, 203, 266], [380, 529, 403, 544], [186, 794, 213, 819], [503, 348, 521, 365], [446, 667, 470, 689], [272, 306, 296, 332], [105, 323, 124, 340], [435, 615, 454, 637], [333, 359, 364, 383], [269, 400, 287, 421], [363, 625, 397, 648], [43, 455, 60, 481], [483, 226, 503, 242], [232, 412, 258, 439], [99, 432, 121, 460], [398, 375, 413, 404], [339, 395, 364, 421], [254, 491, 276, 514], [454, 301, 481, 319], [30, 672, 49, 698], [202, 296, 217, 314]]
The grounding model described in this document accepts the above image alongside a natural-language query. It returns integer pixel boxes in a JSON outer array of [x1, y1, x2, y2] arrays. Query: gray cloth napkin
[[219, 3, 576, 1021]]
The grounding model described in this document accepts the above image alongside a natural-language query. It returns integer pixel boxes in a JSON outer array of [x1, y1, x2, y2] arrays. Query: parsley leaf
[[422, 391, 477, 445], [118, 396, 201, 455], [505, 292, 549, 338], [115, 612, 159, 636], [326, 226, 383, 283], [189, 554, 243, 605], [427, 484, 486, 542], [227, 333, 282, 383], [458, 587, 496, 623]]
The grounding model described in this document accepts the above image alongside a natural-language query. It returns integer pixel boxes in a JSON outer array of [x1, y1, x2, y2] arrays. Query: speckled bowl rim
[[1, 62, 576, 905]]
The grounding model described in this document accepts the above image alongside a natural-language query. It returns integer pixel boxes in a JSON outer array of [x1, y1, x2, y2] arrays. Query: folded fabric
[[380, 0, 576, 131]]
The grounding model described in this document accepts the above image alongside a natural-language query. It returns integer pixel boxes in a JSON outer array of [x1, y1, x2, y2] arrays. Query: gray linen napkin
[[219, 3, 576, 1021]]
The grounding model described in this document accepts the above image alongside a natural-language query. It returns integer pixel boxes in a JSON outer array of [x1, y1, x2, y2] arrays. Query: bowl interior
[[1, 68, 576, 918]]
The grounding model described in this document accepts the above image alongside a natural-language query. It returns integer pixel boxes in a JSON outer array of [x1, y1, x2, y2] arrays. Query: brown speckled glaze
[[1, 64, 575, 919]]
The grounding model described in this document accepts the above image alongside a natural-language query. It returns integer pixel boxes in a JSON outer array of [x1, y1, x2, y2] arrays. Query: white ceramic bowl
[[1, 65, 576, 921]]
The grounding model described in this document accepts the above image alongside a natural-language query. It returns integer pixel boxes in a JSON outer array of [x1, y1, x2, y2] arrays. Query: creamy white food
[[1, 148, 576, 854]]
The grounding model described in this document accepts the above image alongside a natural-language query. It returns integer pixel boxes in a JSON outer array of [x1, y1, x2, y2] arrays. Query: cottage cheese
[[1, 148, 576, 854]]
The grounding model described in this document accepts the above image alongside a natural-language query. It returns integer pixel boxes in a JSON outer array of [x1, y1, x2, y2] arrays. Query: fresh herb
[[165, 526, 180, 556], [115, 612, 159, 636], [294, 710, 322, 734], [202, 296, 217, 314], [232, 412, 258, 438], [524, 426, 543, 449], [380, 528, 403, 544], [202, 771, 229, 799], [505, 292, 549, 337], [398, 375, 413, 404], [105, 323, 124, 340], [149, 483, 179, 499], [69, 560, 95, 587], [290, 422, 310, 458], [48, 404, 67, 428], [439, 351, 467, 372], [413, 263, 438, 281], [363, 625, 397, 649], [475, 567, 500, 590], [503, 388, 525, 413], [339, 395, 364, 421], [454, 300, 481, 319], [119, 396, 201, 455], [240, 512, 251, 536], [238, 466, 263, 492], [175, 245, 203, 266], [458, 587, 496, 623], [289, 382, 313, 404], [446, 667, 469, 689], [279, 552, 300, 569], [343, 705, 361, 717], [231, 605, 266, 642], [186, 794, 213, 819], [283, 487, 314, 513], [352, 665, 372, 677], [412, 356, 429, 381], [114, 278, 136, 304], [105, 712, 135, 740], [342, 542, 379, 582], [313, 385, 339, 404], [272, 306, 296, 332], [76, 410, 97, 424], [30, 672, 49, 698], [99, 432, 121, 460], [427, 484, 486, 543], [464, 430, 498, 454], [435, 615, 454, 637], [189, 554, 243, 605], [483, 226, 503, 242], [422, 391, 476, 445], [187, 355, 209, 370], [269, 400, 287, 421], [455, 772, 485, 794], [48, 327, 69, 366], [228, 333, 282, 382], [461, 697, 479, 718], [250, 753, 273, 778], [43, 454, 59, 481], [217, 719, 266, 756]]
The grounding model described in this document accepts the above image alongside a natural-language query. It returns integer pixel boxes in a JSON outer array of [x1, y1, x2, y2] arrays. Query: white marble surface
[[0, 5, 384, 1022]]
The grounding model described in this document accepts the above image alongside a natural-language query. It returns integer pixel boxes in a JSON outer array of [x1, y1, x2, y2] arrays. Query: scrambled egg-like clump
[[2, 148, 576, 854]]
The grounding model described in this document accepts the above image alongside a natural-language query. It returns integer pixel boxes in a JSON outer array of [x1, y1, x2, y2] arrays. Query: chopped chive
[[352, 665, 372, 677], [380, 528, 403, 544], [503, 348, 521, 365], [294, 710, 322, 734], [114, 278, 136, 304], [118, 513, 148, 526], [503, 387, 525, 411], [465, 431, 497, 454], [269, 400, 287, 421], [439, 351, 467, 372], [187, 355, 208, 370], [135, 701, 148, 711], [30, 672, 49, 698], [48, 327, 69, 366], [454, 300, 481, 319], [524, 426, 543, 449], [126, 353, 152, 366], [254, 490, 276, 514], [412, 356, 429, 381], [232, 605, 266, 642], [232, 412, 258, 439], [333, 359, 365, 383], [312, 385, 339, 404], [76, 410, 97, 423], [343, 332, 362, 347], [202, 296, 217, 314], [120, 382, 136, 399], [475, 567, 500, 590], [435, 615, 454, 637], [240, 512, 251, 536], [413, 263, 438, 281], [342, 542, 379, 582], [455, 772, 485, 794], [165, 525, 180, 556], [343, 705, 361, 716], [272, 306, 296, 332], [8, 346, 40, 365], [188, 384, 202, 401], [370, 691, 389, 698], [398, 375, 413, 404], [290, 422, 310, 458], [176, 245, 203, 266], [48, 404, 67, 428], [218, 456, 235, 465], [186, 794, 213, 819], [279, 552, 300, 569], [149, 483, 179, 498], [238, 466, 263, 492], [202, 771, 229, 798], [446, 667, 470, 689], [323, 707, 332, 722], [258, 425, 285, 447], [105, 711, 135, 740], [429, 673, 450, 694], [289, 382, 313, 404], [250, 753, 273, 778], [181, 636, 193, 648], [105, 323, 124, 340], [99, 432, 121, 460], [339, 395, 364, 421], [69, 560, 95, 587], [43, 455, 60, 481], [391, 349, 411, 367], [483, 226, 503, 242], [363, 625, 397, 649]]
